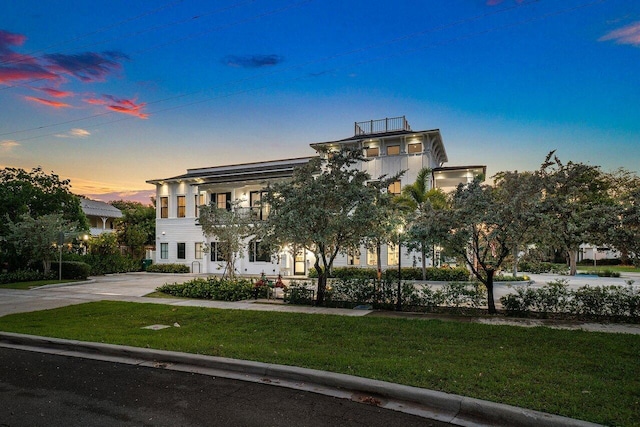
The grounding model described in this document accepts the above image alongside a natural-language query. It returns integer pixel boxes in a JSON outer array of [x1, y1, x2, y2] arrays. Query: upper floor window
[[177, 196, 186, 218], [387, 145, 400, 156], [388, 180, 402, 195], [365, 147, 379, 157], [408, 142, 422, 154], [160, 197, 168, 218], [194, 195, 199, 217], [215, 192, 232, 211], [250, 191, 270, 220]]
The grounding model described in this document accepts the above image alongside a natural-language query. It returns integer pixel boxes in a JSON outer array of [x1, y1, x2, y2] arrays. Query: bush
[[146, 263, 190, 273], [0, 269, 54, 284], [157, 277, 254, 301], [51, 261, 91, 280], [440, 282, 487, 308], [493, 274, 529, 282], [309, 266, 471, 282], [64, 253, 140, 275], [284, 282, 315, 304]]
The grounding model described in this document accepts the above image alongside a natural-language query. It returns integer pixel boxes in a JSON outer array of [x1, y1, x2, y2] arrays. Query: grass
[[0, 301, 638, 426], [0, 279, 81, 289], [576, 265, 639, 274]]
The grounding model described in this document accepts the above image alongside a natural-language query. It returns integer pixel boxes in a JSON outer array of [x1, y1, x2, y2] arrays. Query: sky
[[1, 0, 639, 204]]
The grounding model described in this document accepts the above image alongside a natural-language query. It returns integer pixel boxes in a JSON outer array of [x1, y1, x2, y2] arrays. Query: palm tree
[[395, 168, 448, 280]]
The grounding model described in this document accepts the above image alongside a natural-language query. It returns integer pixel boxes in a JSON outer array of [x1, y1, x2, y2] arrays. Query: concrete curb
[[0, 332, 602, 427]]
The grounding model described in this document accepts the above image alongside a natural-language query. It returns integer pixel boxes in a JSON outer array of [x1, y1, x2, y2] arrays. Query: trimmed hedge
[[157, 277, 254, 301], [309, 266, 470, 282], [146, 263, 190, 273], [0, 269, 54, 284], [51, 261, 91, 280]]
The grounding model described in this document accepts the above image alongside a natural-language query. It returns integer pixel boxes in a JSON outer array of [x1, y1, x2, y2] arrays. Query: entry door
[[294, 250, 305, 276]]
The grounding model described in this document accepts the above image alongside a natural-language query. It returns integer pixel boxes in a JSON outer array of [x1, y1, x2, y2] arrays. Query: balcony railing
[[354, 116, 411, 136]]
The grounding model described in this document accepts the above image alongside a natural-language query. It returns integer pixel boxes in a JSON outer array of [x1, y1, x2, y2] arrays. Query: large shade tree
[[111, 200, 156, 259], [261, 147, 396, 305], [604, 168, 640, 266]]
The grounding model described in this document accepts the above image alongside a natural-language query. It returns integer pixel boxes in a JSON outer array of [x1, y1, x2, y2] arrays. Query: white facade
[[147, 117, 485, 276]]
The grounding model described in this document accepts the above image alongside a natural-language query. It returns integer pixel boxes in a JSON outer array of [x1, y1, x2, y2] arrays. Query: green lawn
[[576, 265, 639, 274], [0, 279, 81, 290], [0, 301, 638, 426]]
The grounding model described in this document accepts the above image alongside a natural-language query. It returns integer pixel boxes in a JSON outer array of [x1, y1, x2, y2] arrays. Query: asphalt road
[[0, 347, 450, 427]]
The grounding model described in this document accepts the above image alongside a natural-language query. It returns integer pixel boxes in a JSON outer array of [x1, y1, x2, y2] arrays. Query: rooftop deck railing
[[354, 116, 411, 136]]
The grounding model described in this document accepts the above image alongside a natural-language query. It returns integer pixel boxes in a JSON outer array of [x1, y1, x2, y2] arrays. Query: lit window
[[387, 145, 400, 156], [408, 143, 422, 154], [387, 243, 399, 266], [365, 147, 379, 157], [215, 192, 231, 210], [160, 243, 168, 259], [177, 196, 186, 218], [347, 248, 360, 266], [195, 242, 203, 259], [367, 247, 378, 266], [388, 180, 402, 195], [160, 197, 168, 218]]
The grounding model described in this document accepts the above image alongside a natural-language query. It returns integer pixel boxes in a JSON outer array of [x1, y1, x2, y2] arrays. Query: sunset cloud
[[222, 54, 284, 68], [39, 87, 73, 98], [599, 21, 640, 46], [24, 96, 71, 108], [85, 94, 148, 119], [55, 128, 91, 138], [0, 140, 20, 152], [43, 50, 128, 82]]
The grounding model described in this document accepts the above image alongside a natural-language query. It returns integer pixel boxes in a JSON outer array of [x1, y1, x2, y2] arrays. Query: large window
[[250, 191, 269, 220], [387, 145, 400, 156], [387, 243, 399, 266], [388, 180, 402, 195], [365, 147, 379, 157], [160, 197, 168, 218], [195, 242, 203, 259], [160, 243, 168, 259], [408, 142, 422, 154], [347, 248, 360, 266], [210, 242, 225, 262], [177, 196, 186, 218], [249, 240, 271, 262], [367, 247, 377, 266], [215, 192, 232, 211], [177, 242, 186, 259]]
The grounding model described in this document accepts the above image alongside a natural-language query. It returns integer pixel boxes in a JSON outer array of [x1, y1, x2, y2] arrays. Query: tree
[[605, 169, 640, 265], [198, 201, 252, 278], [492, 170, 542, 276], [538, 152, 618, 275], [5, 213, 78, 274], [261, 148, 396, 305], [110, 200, 155, 259]]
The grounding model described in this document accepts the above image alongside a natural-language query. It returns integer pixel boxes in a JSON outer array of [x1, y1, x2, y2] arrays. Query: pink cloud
[[599, 21, 640, 46], [40, 87, 73, 98], [24, 96, 71, 108], [84, 94, 148, 119]]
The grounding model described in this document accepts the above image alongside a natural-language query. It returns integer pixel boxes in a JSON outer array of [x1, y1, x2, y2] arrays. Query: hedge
[[51, 261, 91, 280], [0, 269, 54, 284], [146, 263, 190, 273], [309, 266, 470, 282], [157, 277, 255, 301]]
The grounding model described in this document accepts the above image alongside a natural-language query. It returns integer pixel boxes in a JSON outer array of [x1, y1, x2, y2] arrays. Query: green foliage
[[51, 261, 91, 280], [88, 232, 120, 256], [493, 274, 528, 282], [146, 263, 190, 273], [157, 277, 254, 301], [309, 266, 470, 282], [501, 281, 640, 319], [581, 269, 621, 278], [64, 253, 141, 275], [284, 282, 316, 304], [0, 269, 54, 284]]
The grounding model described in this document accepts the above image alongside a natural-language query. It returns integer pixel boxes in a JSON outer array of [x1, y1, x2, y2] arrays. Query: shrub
[[64, 253, 140, 275], [493, 274, 529, 282], [0, 269, 54, 284], [51, 261, 91, 280], [309, 266, 470, 282], [284, 282, 315, 305], [146, 263, 190, 273], [440, 282, 487, 308], [157, 276, 254, 301]]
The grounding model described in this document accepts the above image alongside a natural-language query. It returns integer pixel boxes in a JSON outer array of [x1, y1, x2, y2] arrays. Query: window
[[250, 191, 269, 220], [177, 242, 186, 259], [210, 242, 225, 262], [408, 142, 422, 154], [387, 145, 400, 156], [347, 248, 360, 266], [388, 180, 402, 195], [160, 243, 168, 259], [215, 192, 231, 210], [177, 196, 186, 218], [387, 243, 399, 266], [160, 197, 168, 218], [249, 240, 271, 262], [194, 195, 199, 217], [365, 147, 379, 157], [367, 247, 378, 266], [195, 242, 203, 259]]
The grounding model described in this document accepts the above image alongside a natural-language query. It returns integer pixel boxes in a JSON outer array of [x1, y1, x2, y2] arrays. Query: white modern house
[[146, 117, 485, 275]]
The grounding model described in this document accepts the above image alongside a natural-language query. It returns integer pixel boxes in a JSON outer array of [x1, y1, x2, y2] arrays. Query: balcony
[[354, 116, 411, 136]]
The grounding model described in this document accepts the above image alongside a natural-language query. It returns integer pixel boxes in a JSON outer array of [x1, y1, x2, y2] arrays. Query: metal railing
[[354, 116, 411, 136]]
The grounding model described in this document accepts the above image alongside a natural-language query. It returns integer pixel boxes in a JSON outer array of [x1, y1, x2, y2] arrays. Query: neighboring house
[[80, 198, 122, 236], [146, 117, 486, 275]]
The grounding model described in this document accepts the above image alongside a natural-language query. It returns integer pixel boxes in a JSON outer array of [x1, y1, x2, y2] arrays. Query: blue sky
[[1, 0, 638, 203]]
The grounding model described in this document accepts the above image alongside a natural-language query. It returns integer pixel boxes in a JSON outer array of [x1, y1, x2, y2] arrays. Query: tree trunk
[[512, 245, 519, 277], [376, 242, 382, 280], [421, 240, 426, 280], [486, 268, 497, 314], [315, 259, 326, 306], [43, 260, 51, 275], [568, 249, 578, 276]]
